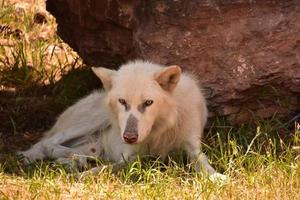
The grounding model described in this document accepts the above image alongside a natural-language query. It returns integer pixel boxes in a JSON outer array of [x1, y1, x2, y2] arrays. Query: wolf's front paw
[[55, 157, 86, 172], [209, 172, 229, 184]]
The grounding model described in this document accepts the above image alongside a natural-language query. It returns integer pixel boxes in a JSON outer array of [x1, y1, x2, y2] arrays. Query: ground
[[0, 0, 101, 152], [0, 1, 299, 199]]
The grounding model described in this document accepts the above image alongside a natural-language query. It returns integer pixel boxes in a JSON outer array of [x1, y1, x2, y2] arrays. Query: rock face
[[46, 0, 300, 123]]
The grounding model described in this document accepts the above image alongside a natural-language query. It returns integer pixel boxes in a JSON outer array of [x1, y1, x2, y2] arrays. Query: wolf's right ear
[[92, 67, 116, 90]]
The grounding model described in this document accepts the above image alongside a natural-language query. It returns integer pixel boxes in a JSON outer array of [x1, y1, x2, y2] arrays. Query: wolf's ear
[[92, 67, 116, 90], [154, 65, 182, 92]]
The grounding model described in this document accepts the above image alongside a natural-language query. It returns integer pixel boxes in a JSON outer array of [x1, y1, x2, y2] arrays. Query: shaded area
[[46, 0, 300, 123], [0, 67, 101, 152]]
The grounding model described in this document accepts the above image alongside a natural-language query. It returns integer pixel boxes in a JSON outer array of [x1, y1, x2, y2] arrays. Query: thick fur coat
[[18, 60, 227, 181]]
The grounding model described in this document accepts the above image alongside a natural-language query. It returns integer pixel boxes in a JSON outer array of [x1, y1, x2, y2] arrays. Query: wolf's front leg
[[184, 140, 228, 182]]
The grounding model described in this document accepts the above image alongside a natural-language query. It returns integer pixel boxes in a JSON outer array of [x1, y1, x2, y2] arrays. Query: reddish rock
[[46, 0, 300, 123]]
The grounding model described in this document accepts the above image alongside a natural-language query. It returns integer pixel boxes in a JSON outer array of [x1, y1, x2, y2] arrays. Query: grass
[[0, 119, 299, 200], [0, 0, 300, 199]]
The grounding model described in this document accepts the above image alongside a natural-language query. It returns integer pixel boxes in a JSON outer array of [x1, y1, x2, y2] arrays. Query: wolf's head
[[92, 61, 181, 144]]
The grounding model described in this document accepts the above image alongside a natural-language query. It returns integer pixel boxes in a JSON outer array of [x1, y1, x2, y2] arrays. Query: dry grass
[[1, 166, 298, 200]]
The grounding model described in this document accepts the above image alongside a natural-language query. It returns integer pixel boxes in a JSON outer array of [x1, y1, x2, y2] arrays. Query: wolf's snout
[[123, 114, 138, 144], [123, 132, 138, 144]]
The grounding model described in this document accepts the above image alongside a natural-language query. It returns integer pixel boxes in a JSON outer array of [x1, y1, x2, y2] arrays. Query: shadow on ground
[[0, 67, 101, 155]]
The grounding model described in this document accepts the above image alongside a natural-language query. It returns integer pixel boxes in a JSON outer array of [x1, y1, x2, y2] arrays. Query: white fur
[[18, 60, 227, 182]]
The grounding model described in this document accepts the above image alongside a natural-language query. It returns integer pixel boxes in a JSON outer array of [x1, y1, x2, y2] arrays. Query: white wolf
[[18, 60, 227, 181]]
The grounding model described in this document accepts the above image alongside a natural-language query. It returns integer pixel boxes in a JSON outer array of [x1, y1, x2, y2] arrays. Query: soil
[[0, 88, 58, 152]]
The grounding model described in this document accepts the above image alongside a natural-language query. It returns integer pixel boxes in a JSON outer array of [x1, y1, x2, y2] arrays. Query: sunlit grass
[[0, 119, 299, 199]]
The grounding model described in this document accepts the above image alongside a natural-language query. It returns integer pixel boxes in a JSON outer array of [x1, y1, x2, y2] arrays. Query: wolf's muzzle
[[123, 114, 138, 144]]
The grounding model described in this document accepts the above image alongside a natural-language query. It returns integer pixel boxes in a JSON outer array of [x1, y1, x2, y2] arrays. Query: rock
[[46, 0, 300, 123]]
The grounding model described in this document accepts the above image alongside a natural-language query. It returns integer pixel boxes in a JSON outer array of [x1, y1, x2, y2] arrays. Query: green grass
[[0, 119, 299, 200]]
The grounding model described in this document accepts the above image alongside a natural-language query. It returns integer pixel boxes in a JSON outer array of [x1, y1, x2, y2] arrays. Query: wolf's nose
[[123, 132, 138, 144]]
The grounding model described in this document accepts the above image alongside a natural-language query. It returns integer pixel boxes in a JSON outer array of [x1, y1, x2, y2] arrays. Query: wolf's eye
[[118, 98, 127, 106], [143, 99, 153, 107]]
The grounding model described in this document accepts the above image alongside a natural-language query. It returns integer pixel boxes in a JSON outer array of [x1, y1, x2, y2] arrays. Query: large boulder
[[46, 0, 300, 123]]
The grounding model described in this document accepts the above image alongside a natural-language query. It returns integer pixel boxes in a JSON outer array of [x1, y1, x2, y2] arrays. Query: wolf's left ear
[[154, 65, 182, 92], [92, 67, 116, 90]]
